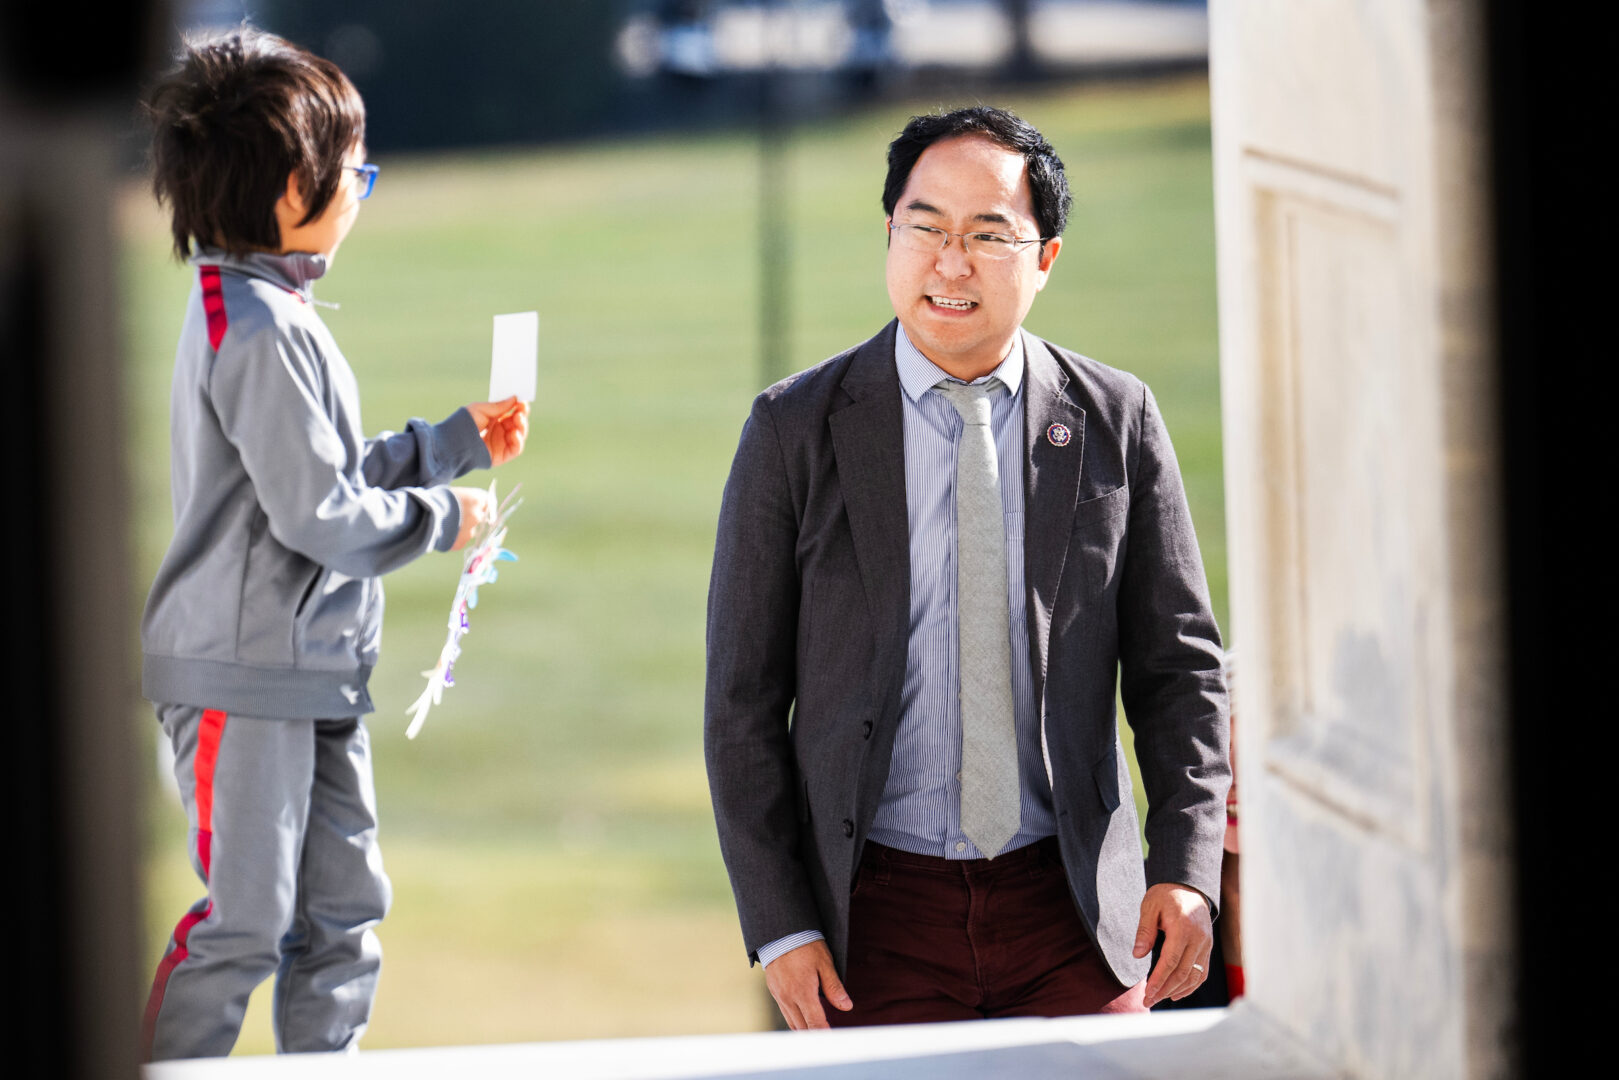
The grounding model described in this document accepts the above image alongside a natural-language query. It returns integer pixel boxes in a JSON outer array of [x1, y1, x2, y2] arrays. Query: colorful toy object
[[406, 481, 522, 739]]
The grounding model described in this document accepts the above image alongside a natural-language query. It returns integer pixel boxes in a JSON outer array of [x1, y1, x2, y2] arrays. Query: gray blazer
[[704, 321, 1229, 985]]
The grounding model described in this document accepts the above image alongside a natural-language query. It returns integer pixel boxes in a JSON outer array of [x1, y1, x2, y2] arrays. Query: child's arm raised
[[210, 319, 464, 578], [362, 409, 489, 491], [361, 398, 528, 490]]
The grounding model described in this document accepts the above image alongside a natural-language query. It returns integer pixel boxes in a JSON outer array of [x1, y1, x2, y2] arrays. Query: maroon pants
[[826, 838, 1146, 1026]]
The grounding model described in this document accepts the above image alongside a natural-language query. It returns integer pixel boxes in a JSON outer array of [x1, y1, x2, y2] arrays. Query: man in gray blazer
[[705, 107, 1229, 1030]]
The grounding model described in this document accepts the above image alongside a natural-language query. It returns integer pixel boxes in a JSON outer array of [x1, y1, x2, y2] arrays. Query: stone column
[[1209, 1, 1510, 1076]]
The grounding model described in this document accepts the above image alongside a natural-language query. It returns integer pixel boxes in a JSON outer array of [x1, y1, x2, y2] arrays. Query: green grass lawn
[[125, 74, 1223, 1053]]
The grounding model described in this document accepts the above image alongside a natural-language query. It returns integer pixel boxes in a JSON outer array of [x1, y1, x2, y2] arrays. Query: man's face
[[885, 135, 1061, 380]]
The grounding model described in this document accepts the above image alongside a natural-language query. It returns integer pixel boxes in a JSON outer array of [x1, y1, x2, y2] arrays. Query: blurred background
[[126, 0, 1223, 1053]]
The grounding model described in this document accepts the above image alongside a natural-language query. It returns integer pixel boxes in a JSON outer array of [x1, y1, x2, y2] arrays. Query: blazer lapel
[[828, 322, 911, 688], [1022, 330, 1086, 719]]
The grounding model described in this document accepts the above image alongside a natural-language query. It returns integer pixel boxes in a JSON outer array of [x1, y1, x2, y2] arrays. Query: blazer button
[[842, 819, 854, 838], [861, 721, 873, 739]]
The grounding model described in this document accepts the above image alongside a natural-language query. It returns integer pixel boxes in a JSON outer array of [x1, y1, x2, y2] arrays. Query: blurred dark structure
[[845, 0, 896, 91], [1, 2, 165, 1076], [189, 2, 1214, 153], [257, 0, 621, 151], [1488, 0, 1604, 1070], [1002, 0, 1041, 81]]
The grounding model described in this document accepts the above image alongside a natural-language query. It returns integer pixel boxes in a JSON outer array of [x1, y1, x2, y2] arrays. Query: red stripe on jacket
[[199, 265, 228, 351], [141, 709, 228, 1059]]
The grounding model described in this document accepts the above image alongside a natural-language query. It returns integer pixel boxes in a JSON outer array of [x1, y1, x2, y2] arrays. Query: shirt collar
[[188, 247, 329, 302], [894, 324, 1025, 402]]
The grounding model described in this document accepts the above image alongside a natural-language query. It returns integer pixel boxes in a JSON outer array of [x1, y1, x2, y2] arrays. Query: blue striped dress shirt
[[757, 326, 1057, 968]]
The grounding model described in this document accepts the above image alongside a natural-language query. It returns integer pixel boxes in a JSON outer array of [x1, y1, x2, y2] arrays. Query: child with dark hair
[[137, 27, 529, 1060]]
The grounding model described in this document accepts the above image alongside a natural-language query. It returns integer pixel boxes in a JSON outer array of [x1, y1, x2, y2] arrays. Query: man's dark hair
[[883, 106, 1072, 243], [142, 27, 366, 259]]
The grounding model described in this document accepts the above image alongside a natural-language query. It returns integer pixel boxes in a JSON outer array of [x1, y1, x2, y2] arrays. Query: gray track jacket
[[141, 249, 490, 719]]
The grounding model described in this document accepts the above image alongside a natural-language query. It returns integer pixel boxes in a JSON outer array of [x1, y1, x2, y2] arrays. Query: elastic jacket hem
[[143, 654, 376, 719]]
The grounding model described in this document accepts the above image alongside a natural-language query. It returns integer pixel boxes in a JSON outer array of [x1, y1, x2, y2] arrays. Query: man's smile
[[926, 295, 978, 312]]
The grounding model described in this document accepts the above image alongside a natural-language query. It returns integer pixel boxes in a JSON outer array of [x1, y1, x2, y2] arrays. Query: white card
[[489, 311, 538, 402]]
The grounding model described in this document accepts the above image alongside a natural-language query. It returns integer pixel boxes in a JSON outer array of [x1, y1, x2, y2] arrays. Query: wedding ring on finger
[[1191, 963, 1205, 973]]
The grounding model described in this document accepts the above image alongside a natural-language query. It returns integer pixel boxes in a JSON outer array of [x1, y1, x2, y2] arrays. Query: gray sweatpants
[[143, 705, 393, 1060]]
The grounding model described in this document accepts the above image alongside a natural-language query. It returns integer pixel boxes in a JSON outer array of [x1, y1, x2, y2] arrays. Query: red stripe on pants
[[193, 709, 225, 849], [142, 709, 227, 1059]]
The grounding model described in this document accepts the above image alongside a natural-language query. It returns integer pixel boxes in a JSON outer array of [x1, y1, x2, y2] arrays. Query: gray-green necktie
[[935, 380, 1020, 858]]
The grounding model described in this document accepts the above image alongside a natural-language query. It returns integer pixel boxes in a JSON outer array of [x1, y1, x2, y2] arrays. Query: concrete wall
[[1209, 1, 1511, 1076]]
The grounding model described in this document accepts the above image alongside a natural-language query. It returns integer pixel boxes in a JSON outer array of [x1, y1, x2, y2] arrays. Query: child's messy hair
[[143, 27, 365, 259]]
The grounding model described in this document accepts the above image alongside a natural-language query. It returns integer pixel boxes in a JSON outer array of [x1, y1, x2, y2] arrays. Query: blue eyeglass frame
[[348, 163, 380, 200]]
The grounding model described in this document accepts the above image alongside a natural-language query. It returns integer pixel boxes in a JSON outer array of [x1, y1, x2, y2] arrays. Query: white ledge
[[146, 1002, 1335, 1079]]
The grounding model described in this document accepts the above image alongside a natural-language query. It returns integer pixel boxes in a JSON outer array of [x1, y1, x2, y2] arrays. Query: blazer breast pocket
[[1072, 485, 1128, 531], [1071, 486, 1128, 597]]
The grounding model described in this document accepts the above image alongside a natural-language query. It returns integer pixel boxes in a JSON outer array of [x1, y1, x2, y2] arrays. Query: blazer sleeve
[[1116, 383, 1231, 909], [704, 393, 824, 961]]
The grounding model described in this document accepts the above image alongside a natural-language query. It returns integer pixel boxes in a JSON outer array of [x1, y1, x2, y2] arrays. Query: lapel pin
[[1046, 422, 1071, 447]]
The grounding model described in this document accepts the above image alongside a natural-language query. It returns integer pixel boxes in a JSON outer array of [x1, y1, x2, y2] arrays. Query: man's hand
[[466, 397, 530, 466], [1133, 882, 1213, 1008], [764, 940, 853, 1030], [449, 486, 494, 550]]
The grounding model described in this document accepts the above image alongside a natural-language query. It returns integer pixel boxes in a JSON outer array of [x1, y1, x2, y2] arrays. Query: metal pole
[[1003, 0, 1038, 80], [758, 1, 791, 388]]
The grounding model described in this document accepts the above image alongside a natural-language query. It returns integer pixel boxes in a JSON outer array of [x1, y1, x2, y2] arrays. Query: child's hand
[[467, 397, 530, 466], [450, 486, 495, 550]]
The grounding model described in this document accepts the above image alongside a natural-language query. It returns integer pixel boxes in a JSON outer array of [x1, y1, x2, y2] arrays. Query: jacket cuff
[[428, 486, 460, 552], [429, 408, 493, 480], [1146, 863, 1222, 922]]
